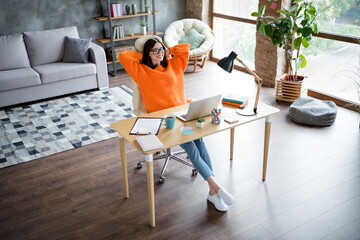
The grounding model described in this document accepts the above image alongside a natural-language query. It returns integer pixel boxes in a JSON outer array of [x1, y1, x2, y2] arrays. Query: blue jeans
[[180, 138, 214, 180]]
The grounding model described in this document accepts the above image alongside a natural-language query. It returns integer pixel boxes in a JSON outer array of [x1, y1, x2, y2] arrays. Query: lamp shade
[[217, 51, 238, 73]]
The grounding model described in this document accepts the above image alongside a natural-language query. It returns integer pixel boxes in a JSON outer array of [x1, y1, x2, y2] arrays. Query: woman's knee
[[180, 141, 196, 155]]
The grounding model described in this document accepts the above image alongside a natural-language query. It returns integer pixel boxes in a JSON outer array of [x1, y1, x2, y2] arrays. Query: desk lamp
[[217, 51, 263, 116]]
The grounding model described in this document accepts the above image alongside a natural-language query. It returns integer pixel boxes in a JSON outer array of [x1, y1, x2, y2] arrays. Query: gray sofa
[[0, 26, 108, 108]]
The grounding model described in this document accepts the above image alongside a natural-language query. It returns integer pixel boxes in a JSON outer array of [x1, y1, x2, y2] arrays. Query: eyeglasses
[[150, 48, 165, 55]]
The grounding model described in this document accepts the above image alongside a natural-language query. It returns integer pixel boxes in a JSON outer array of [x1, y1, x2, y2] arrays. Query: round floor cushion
[[289, 97, 337, 126]]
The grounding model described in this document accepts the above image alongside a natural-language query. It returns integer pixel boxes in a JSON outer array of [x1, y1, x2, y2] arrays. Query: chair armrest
[[89, 42, 109, 89]]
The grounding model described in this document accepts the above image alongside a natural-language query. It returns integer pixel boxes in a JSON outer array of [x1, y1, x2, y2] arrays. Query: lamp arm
[[235, 57, 263, 114], [235, 57, 262, 84]]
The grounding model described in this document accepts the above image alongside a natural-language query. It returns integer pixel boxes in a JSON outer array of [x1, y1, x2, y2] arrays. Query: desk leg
[[145, 154, 155, 227], [263, 116, 272, 181], [230, 127, 235, 160], [118, 135, 129, 198]]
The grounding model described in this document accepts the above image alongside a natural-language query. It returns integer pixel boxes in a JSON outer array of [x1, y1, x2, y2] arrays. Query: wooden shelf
[[97, 31, 163, 44], [106, 59, 120, 64], [94, 11, 161, 21]]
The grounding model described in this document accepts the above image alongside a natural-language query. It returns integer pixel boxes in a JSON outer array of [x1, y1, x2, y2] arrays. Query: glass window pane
[[213, 0, 258, 19], [313, 0, 360, 37], [301, 38, 360, 104], [213, 18, 256, 69]]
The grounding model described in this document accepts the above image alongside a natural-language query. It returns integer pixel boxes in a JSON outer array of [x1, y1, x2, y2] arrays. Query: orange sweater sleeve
[[119, 50, 142, 80], [169, 43, 190, 73]]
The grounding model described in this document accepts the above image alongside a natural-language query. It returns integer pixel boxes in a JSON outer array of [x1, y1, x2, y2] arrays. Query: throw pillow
[[63, 36, 91, 63], [179, 28, 206, 50], [0, 34, 31, 71]]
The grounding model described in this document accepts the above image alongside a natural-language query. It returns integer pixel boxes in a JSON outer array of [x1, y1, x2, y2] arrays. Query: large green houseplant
[[252, 0, 329, 81]]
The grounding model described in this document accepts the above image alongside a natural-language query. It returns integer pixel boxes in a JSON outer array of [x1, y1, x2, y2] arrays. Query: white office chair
[[131, 35, 197, 183]]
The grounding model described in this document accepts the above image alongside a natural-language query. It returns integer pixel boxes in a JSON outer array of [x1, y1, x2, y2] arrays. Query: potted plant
[[196, 117, 205, 128], [140, 21, 147, 35], [252, 0, 329, 102], [145, 5, 151, 14]]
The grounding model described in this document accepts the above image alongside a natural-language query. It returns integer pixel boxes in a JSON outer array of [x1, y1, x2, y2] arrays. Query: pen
[[211, 109, 216, 117]]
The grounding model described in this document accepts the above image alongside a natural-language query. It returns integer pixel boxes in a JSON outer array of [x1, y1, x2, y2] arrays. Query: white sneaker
[[217, 188, 235, 205], [207, 193, 228, 212]]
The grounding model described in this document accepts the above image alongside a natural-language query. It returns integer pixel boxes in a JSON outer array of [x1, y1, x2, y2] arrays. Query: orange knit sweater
[[119, 43, 191, 113]]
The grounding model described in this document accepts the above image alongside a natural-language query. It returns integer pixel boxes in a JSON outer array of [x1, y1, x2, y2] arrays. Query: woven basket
[[107, 44, 136, 61], [275, 74, 307, 102]]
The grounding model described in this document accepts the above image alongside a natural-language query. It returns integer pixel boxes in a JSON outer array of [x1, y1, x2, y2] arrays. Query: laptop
[[173, 94, 222, 121]]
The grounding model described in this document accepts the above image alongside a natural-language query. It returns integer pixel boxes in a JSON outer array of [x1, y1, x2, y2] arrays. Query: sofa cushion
[[33, 62, 96, 84], [23, 26, 79, 66], [63, 36, 91, 63], [179, 28, 206, 50], [0, 34, 31, 71], [0, 68, 41, 91]]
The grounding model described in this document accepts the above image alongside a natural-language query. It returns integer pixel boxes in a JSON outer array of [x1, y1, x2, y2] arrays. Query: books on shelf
[[221, 100, 248, 108], [222, 94, 248, 104], [112, 25, 124, 39], [136, 134, 163, 152], [110, 3, 123, 17]]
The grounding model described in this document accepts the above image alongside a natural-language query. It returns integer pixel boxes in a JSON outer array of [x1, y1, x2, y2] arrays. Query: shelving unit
[[95, 0, 162, 76]]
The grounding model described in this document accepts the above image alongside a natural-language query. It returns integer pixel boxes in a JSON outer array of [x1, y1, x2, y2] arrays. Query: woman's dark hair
[[141, 38, 168, 69]]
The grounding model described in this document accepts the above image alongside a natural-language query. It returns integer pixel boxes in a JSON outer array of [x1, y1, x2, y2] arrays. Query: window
[[211, 0, 258, 71], [212, 18, 256, 69], [303, 0, 360, 104], [302, 39, 360, 104], [213, 0, 258, 19]]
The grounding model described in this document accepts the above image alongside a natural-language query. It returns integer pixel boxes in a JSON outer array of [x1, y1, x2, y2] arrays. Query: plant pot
[[275, 74, 307, 102], [141, 26, 146, 35], [146, 8, 151, 13], [196, 121, 204, 128]]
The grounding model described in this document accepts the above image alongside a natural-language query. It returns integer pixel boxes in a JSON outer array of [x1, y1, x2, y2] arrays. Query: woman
[[119, 38, 235, 211]]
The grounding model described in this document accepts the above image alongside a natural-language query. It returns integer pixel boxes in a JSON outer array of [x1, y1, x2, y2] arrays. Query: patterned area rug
[[0, 86, 135, 168]]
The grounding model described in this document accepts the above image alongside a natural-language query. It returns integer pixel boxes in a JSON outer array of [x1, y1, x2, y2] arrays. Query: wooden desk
[[110, 103, 280, 227]]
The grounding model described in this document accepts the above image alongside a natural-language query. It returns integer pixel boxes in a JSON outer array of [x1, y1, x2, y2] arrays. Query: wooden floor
[[0, 62, 359, 240]]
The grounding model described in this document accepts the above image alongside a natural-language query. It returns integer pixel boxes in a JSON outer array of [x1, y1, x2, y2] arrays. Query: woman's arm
[[169, 43, 190, 72], [119, 50, 142, 79]]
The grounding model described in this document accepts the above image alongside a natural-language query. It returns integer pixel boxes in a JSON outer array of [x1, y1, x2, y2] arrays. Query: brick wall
[[254, 0, 291, 87], [185, 0, 210, 25]]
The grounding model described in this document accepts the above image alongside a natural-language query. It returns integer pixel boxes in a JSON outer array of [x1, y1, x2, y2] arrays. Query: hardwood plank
[[322, 218, 360, 240], [231, 225, 277, 240], [277, 195, 360, 240], [262, 177, 360, 237]]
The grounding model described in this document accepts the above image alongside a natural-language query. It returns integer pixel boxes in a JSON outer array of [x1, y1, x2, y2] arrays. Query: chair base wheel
[[136, 162, 143, 169], [159, 176, 165, 183]]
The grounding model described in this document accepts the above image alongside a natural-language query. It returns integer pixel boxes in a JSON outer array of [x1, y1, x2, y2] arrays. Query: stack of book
[[110, 3, 123, 17], [113, 25, 125, 39], [222, 94, 248, 108]]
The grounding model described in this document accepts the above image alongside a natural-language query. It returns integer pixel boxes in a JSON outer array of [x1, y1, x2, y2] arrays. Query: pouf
[[289, 97, 337, 126]]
